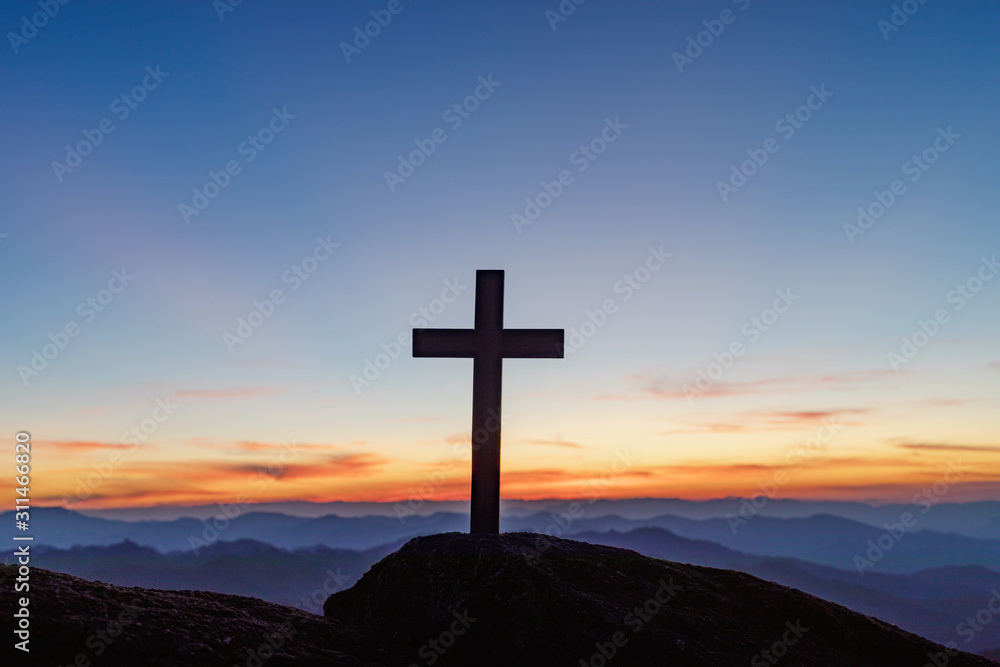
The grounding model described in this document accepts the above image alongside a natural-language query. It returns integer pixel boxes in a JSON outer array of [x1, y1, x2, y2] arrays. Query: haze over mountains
[[14, 502, 1000, 573], [71, 498, 1000, 541]]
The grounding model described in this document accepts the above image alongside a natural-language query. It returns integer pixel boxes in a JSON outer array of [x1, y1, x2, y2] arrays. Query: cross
[[413, 270, 564, 534]]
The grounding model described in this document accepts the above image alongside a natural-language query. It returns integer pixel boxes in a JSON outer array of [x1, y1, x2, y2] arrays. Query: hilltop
[[3, 533, 996, 666]]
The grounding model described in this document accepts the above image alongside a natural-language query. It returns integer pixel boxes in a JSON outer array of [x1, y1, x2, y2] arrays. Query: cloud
[[231, 440, 334, 453], [175, 386, 280, 400], [523, 437, 584, 449], [632, 456, 919, 482], [637, 369, 901, 401], [502, 467, 653, 486], [45, 440, 129, 452], [911, 399, 973, 408], [94, 453, 389, 494], [660, 407, 867, 436], [233, 359, 291, 368], [210, 452, 388, 478], [279, 453, 388, 479], [770, 411, 840, 421], [895, 442, 1000, 453]]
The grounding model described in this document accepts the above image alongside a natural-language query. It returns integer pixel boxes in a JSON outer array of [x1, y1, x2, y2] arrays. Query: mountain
[[1, 507, 468, 552], [75, 498, 1000, 540], [26, 538, 401, 611], [14, 507, 1000, 576], [576, 512, 1000, 574]]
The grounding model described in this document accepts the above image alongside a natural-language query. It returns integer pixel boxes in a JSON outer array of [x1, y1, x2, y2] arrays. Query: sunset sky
[[2, 0, 998, 511]]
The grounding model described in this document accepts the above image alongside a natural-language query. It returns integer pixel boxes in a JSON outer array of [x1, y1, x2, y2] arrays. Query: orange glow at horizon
[[31, 436, 999, 510]]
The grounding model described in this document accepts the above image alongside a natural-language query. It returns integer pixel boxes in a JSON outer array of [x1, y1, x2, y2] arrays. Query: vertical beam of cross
[[413, 270, 564, 534], [471, 271, 504, 534]]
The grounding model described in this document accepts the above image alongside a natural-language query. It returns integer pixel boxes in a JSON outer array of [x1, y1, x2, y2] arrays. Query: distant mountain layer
[[25, 539, 401, 612], [75, 498, 1000, 540], [11, 506, 1000, 575], [5, 506, 466, 551], [595, 512, 1000, 574], [4, 535, 994, 666]]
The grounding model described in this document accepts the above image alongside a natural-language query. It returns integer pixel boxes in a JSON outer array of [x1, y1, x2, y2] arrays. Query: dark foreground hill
[[2, 533, 996, 666], [0, 563, 400, 667], [326, 532, 996, 666]]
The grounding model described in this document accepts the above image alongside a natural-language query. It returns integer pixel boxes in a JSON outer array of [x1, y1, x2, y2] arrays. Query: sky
[[1, 0, 998, 511]]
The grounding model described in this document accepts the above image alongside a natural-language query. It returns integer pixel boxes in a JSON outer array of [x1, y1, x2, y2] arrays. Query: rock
[[325, 532, 997, 666], [0, 565, 397, 666]]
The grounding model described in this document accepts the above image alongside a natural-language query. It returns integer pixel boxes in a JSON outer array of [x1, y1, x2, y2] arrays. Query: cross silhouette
[[413, 270, 564, 533]]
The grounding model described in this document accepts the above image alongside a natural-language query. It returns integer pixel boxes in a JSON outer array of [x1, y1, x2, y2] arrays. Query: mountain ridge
[[11, 507, 999, 575]]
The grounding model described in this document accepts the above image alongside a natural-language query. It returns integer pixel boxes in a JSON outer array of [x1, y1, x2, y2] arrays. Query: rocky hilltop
[[3, 532, 996, 666]]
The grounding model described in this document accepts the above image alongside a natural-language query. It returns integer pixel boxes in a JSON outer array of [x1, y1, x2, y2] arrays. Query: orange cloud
[[523, 437, 584, 449], [44, 440, 129, 452], [895, 442, 1000, 452], [660, 407, 867, 436], [639, 369, 902, 401]]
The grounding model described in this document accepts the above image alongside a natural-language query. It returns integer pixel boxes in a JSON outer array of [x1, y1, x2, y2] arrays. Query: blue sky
[[2, 0, 998, 507]]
